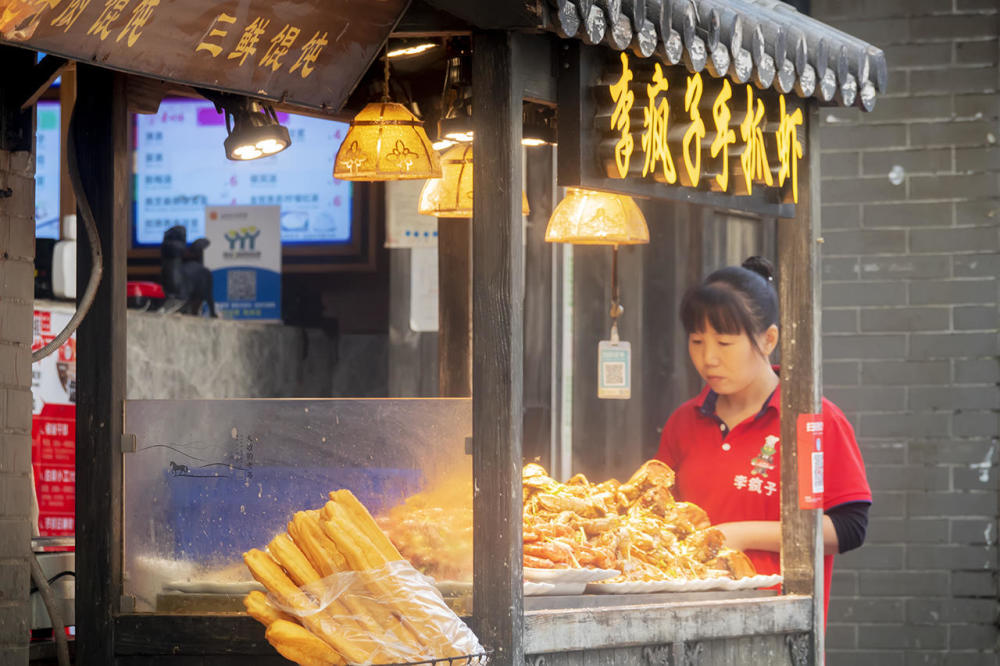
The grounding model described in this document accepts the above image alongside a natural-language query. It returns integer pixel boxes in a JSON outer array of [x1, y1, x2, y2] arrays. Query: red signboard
[[31, 306, 77, 538]]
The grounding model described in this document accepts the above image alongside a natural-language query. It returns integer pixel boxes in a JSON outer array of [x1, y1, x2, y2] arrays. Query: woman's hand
[[714, 518, 841, 555]]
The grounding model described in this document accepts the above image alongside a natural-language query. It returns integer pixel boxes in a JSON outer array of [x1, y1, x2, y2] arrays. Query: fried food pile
[[242, 489, 482, 666], [523, 461, 756, 582], [376, 478, 473, 583]]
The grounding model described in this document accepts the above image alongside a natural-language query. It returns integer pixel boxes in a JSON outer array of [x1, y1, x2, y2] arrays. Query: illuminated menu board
[[133, 98, 352, 247], [35, 101, 61, 240]]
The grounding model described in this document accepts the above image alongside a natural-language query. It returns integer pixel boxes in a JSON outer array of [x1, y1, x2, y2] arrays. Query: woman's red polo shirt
[[656, 383, 871, 615]]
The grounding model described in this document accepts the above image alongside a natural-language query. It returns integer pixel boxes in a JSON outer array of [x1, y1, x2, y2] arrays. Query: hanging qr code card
[[597, 340, 631, 400], [204, 205, 282, 321], [796, 414, 824, 510]]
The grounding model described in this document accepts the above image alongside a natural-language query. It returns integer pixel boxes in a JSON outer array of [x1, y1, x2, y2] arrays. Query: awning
[[542, 0, 887, 111]]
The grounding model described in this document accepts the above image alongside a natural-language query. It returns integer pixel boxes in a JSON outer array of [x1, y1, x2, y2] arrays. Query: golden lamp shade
[[418, 144, 530, 218], [544, 188, 648, 245], [334, 102, 442, 181]]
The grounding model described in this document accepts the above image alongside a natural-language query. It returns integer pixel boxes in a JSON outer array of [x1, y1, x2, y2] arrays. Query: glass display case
[[123, 398, 472, 613]]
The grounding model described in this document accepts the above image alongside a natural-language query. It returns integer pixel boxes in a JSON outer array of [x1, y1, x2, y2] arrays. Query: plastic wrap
[[264, 560, 483, 665]]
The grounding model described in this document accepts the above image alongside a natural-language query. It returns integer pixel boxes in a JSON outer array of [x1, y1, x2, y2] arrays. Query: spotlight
[[222, 100, 291, 161]]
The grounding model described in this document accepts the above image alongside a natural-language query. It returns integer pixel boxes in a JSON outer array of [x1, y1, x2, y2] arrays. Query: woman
[[656, 257, 871, 618]]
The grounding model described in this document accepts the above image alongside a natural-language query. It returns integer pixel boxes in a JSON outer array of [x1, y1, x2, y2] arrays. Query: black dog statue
[[161, 225, 217, 317]]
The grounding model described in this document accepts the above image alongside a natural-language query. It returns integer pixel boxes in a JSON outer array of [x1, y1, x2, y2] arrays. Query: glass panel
[[123, 398, 471, 613]]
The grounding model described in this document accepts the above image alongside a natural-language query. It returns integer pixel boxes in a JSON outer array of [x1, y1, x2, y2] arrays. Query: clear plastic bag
[[266, 560, 483, 665]]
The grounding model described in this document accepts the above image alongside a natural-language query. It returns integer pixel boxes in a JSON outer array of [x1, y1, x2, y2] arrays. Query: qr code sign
[[602, 361, 626, 387], [227, 269, 257, 301]]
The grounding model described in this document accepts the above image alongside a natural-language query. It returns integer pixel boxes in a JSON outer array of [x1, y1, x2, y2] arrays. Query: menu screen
[[133, 98, 352, 247], [35, 100, 61, 240]]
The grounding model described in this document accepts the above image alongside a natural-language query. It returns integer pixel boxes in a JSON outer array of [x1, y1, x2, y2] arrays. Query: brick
[[0, 602, 29, 642], [828, 653, 903, 666], [909, 173, 1000, 200], [0, 302, 33, 346], [0, 560, 28, 603], [910, 67, 999, 94], [858, 623, 946, 649], [2, 389, 31, 433], [819, 124, 909, 150], [863, 148, 952, 178], [821, 204, 863, 230], [954, 465, 999, 491], [837, 544, 904, 570], [856, 255, 953, 279], [945, 654, 997, 666], [910, 120, 996, 148], [953, 252, 999, 278], [861, 202, 953, 229], [956, 0, 1000, 8], [823, 309, 858, 334], [908, 598, 998, 625], [869, 490, 906, 517], [910, 332, 996, 359], [825, 334, 908, 360], [907, 545, 998, 570], [949, 623, 997, 650], [830, 598, 905, 623], [824, 626, 860, 654], [954, 305, 999, 330], [904, 655, 947, 666], [954, 38, 999, 65], [909, 386, 998, 411], [0, 435, 31, 476], [824, 282, 907, 307], [869, 95, 953, 122], [910, 491, 997, 517], [862, 360, 952, 386], [824, 360, 860, 386], [858, 571, 949, 597], [860, 307, 950, 332], [954, 93, 999, 120], [911, 228, 999, 255], [955, 200, 1000, 226], [0, 474, 29, 518], [0, 261, 33, 301], [866, 517, 950, 544], [952, 571, 996, 597], [909, 439, 995, 465], [0, 520, 28, 558], [821, 178, 907, 205], [860, 442, 907, 464], [956, 147, 1000, 172], [954, 410, 998, 438], [822, 151, 861, 179], [831, 569, 858, 595], [953, 358, 1000, 384], [823, 257, 862, 281], [860, 412, 949, 437], [911, 15, 999, 40], [884, 44, 954, 69], [866, 466, 950, 492], [951, 518, 998, 544], [824, 18, 911, 45], [825, 385, 905, 412]]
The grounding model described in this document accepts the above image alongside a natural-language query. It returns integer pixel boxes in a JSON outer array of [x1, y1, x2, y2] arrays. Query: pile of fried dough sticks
[[243, 489, 482, 666]]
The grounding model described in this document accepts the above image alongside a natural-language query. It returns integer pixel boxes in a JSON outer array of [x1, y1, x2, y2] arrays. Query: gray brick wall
[[812, 0, 999, 663], [0, 147, 36, 665]]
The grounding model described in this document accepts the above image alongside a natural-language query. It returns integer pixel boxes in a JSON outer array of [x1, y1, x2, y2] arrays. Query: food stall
[[0, 0, 885, 664]]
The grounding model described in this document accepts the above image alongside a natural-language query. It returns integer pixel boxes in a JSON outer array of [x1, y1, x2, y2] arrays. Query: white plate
[[716, 574, 783, 591], [163, 580, 265, 594], [587, 574, 782, 594], [523, 581, 556, 596], [523, 567, 620, 584], [586, 580, 672, 594]]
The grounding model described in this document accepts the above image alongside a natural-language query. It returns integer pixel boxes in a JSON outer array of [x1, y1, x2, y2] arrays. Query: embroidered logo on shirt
[[734, 475, 778, 496], [750, 435, 779, 477]]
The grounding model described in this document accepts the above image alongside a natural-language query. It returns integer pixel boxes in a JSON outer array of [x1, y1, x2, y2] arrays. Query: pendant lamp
[[418, 144, 530, 218], [545, 188, 648, 340], [334, 52, 441, 181]]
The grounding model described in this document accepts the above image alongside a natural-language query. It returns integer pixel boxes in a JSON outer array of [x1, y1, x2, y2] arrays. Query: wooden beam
[[59, 64, 76, 221], [471, 30, 524, 666], [74, 65, 129, 666], [18, 54, 69, 111], [438, 218, 472, 397], [777, 100, 823, 661]]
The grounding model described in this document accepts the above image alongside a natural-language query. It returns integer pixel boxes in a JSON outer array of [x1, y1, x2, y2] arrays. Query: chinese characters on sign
[[196, 11, 327, 79], [605, 52, 805, 203]]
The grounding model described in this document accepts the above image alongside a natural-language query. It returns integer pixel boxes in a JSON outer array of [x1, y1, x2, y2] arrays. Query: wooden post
[[472, 30, 524, 666], [74, 66, 129, 666], [438, 218, 472, 397], [778, 101, 823, 663], [59, 64, 76, 223]]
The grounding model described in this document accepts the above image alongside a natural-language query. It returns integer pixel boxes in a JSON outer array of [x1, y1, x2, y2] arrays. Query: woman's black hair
[[680, 256, 778, 351]]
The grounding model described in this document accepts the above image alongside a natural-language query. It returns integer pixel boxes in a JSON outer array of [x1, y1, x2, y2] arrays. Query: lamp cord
[[382, 47, 391, 103], [610, 244, 622, 341]]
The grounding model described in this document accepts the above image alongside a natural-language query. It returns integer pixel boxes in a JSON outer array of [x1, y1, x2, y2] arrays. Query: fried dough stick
[[266, 619, 344, 666], [244, 548, 365, 665], [243, 589, 296, 628]]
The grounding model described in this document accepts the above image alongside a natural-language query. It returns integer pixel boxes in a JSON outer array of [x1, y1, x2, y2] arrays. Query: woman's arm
[[714, 516, 841, 556]]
